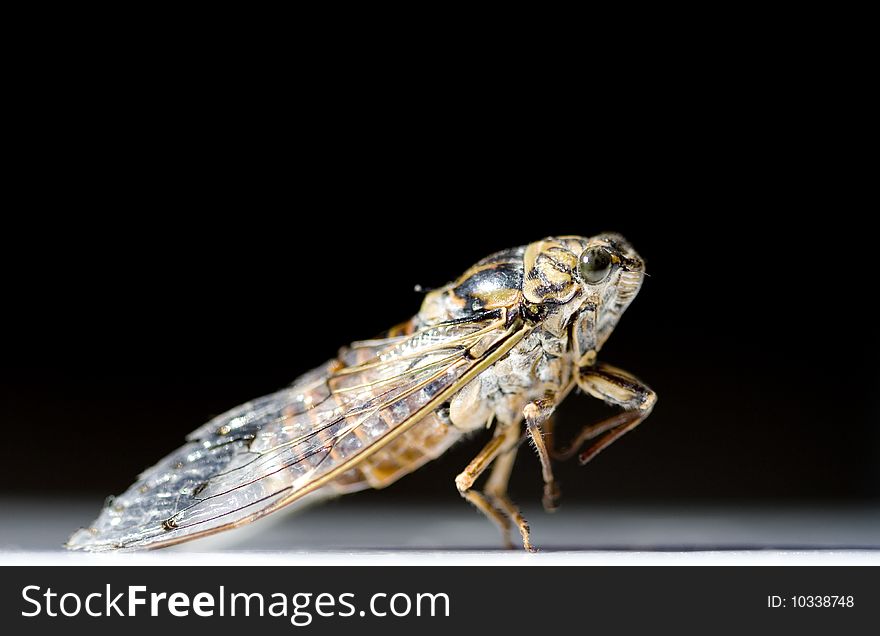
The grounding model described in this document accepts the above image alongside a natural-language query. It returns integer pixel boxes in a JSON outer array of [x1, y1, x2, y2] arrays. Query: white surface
[[1, 497, 878, 566], [2, 550, 880, 567]]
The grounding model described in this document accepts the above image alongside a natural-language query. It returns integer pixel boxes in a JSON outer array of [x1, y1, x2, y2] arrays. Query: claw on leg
[[490, 490, 535, 552], [551, 411, 635, 461]]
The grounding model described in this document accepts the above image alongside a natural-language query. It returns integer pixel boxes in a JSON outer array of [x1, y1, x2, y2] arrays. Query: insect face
[[580, 233, 645, 351], [522, 234, 645, 360]]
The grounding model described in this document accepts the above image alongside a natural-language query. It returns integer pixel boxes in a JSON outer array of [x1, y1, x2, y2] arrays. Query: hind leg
[[454, 424, 532, 550], [482, 445, 535, 551]]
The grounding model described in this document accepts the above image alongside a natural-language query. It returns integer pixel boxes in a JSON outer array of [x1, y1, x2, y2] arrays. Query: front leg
[[555, 362, 656, 464]]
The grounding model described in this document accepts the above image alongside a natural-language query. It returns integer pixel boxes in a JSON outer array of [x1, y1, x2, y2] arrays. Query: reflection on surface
[[2, 497, 879, 553]]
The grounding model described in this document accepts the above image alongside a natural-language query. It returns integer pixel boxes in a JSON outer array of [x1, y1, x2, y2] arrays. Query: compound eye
[[578, 246, 613, 284]]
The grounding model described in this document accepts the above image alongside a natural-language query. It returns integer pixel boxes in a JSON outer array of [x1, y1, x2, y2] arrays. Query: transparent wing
[[67, 310, 527, 551]]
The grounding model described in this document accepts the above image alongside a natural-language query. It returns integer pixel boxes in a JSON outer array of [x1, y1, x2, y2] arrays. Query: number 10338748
[[768, 596, 855, 608]]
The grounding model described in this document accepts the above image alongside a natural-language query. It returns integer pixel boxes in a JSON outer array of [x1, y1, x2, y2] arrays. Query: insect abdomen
[[332, 411, 462, 492]]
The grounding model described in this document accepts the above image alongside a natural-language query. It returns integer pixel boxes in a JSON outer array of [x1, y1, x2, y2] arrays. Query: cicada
[[67, 234, 656, 552]]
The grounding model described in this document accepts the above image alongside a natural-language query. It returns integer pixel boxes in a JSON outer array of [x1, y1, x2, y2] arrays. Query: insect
[[67, 234, 655, 552]]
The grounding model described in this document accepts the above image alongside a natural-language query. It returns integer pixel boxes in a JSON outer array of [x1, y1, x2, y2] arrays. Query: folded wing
[[67, 310, 527, 551]]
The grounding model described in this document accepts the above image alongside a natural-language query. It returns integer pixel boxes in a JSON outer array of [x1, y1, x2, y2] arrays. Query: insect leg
[[483, 446, 535, 552], [554, 362, 656, 465], [524, 396, 562, 512], [454, 425, 524, 550], [460, 489, 514, 549], [454, 433, 507, 493]]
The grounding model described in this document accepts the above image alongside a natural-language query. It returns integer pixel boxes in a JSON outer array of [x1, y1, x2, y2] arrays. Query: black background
[[1, 63, 876, 510]]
